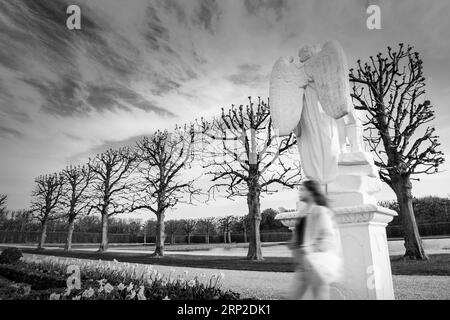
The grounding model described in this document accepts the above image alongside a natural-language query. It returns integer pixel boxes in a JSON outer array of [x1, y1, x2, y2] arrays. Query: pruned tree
[[181, 218, 197, 244], [232, 215, 250, 243], [30, 173, 64, 250], [76, 215, 101, 233], [144, 219, 157, 244], [131, 128, 200, 256], [199, 97, 301, 259], [217, 215, 237, 244], [60, 164, 93, 251], [196, 217, 216, 244], [165, 219, 181, 245], [349, 43, 445, 260], [88, 147, 138, 252]]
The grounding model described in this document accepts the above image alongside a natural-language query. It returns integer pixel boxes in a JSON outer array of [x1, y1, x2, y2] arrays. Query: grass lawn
[[390, 254, 450, 276], [16, 248, 450, 275]]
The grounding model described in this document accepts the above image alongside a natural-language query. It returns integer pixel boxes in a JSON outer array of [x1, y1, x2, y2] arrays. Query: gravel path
[[23, 254, 450, 300]]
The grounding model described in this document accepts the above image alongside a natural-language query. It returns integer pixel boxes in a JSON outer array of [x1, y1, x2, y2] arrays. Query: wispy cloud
[[1, 0, 450, 213]]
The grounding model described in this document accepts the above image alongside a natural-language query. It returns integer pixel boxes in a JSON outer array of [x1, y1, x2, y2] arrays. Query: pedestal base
[[275, 204, 397, 300], [333, 204, 397, 300]]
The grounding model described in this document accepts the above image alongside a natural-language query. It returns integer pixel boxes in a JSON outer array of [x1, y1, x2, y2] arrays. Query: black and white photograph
[[0, 0, 449, 308]]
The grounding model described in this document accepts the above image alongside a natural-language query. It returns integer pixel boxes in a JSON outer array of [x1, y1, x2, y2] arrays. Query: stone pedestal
[[331, 204, 396, 299], [275, 152, 397, 300]]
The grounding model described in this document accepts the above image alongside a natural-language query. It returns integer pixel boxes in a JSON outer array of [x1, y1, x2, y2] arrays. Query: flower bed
[[0, 255, 241, 300], [0, 263, 66, 290]]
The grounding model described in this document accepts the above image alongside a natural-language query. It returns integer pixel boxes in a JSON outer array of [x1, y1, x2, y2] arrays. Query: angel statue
[[269, 40, 363, 184]]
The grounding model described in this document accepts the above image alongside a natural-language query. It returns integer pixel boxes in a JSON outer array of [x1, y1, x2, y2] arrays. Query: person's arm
[[287, 220, 299, 250]]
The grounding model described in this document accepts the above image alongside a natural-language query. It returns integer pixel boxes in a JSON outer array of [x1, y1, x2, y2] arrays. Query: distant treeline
[[379, 196, 450, 225], [0, 208, 290, 244]]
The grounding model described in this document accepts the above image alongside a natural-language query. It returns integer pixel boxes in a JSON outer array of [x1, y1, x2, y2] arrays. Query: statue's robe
[[269, 40, 352, 184], [297, 84, 340, 184]]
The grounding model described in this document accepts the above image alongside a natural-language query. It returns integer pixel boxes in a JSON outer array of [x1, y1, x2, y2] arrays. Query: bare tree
[[180, 218, 197, 244], [232, 215, 250, 243], [144, 219, 157, 244], [349, 43, 445, 260], [217, 215, 237, 244], [30, 173, 64, 250], [89, 147, 138, 252], [60, 164, 94, 251], [199, 97, 301, 259], [196, 217, 216, 244], [131, 128, 199, 256]]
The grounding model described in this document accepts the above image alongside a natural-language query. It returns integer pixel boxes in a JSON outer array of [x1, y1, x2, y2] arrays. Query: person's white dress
[[289, 205, 343, 299]]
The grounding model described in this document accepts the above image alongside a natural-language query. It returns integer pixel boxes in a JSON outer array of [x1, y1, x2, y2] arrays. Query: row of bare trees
[[149, 216, 251, 245], [25, 98, 301, 260]]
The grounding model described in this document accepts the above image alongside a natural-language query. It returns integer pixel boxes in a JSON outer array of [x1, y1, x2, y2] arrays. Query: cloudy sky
[[1, 0, 450, 220]]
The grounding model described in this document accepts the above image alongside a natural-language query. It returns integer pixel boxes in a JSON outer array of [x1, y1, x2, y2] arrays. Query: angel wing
[[269, 57, 307, 136], [304, 40, 352, 120]]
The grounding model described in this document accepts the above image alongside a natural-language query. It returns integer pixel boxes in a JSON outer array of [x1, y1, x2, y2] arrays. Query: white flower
[[187, 280, 196, 288], [137, 286, 146, 300], [22, 285, 31, 296], [104, 283, 114, 294], [161, 279, 168, 287], [113, 259, 118, 263], [219, 272, 225, 280], [63, 288, 72, 297], [117, 283, 126, 291], [49, 293, 61, 300], [127, 290, 136, 300], [72, 295, 81, 300], [126, 283, 134, 292], [163, 296, 170, 300], [82, 287, 95, 299]]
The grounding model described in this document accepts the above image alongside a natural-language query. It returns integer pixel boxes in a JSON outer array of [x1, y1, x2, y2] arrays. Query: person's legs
[[292, 272, 310, 300], [309, 267, 330, 300], [312, 284, 330, 300]]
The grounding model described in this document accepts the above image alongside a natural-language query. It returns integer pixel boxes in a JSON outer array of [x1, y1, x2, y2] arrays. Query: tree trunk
[[187, 233, 191, 244], [205, 231, 209, 244], [223, 231, 227, 244], [247, 183, 262, 260], [227, 231, 231, 243], [171, 233, 175, 245], [243, 230, 247, 243], [153, 212, 165, 257], [99, 213, 109, 252], [393, 176, 428, 260], [64, 218, 75, 251], [38, 220, 48, 250]]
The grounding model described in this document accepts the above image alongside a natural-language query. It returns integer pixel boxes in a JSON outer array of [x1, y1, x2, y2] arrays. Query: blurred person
[[288, 180, 343, 300]]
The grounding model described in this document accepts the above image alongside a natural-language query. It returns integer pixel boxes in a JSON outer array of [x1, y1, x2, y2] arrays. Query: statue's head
[[298, 44, 321, 62]]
